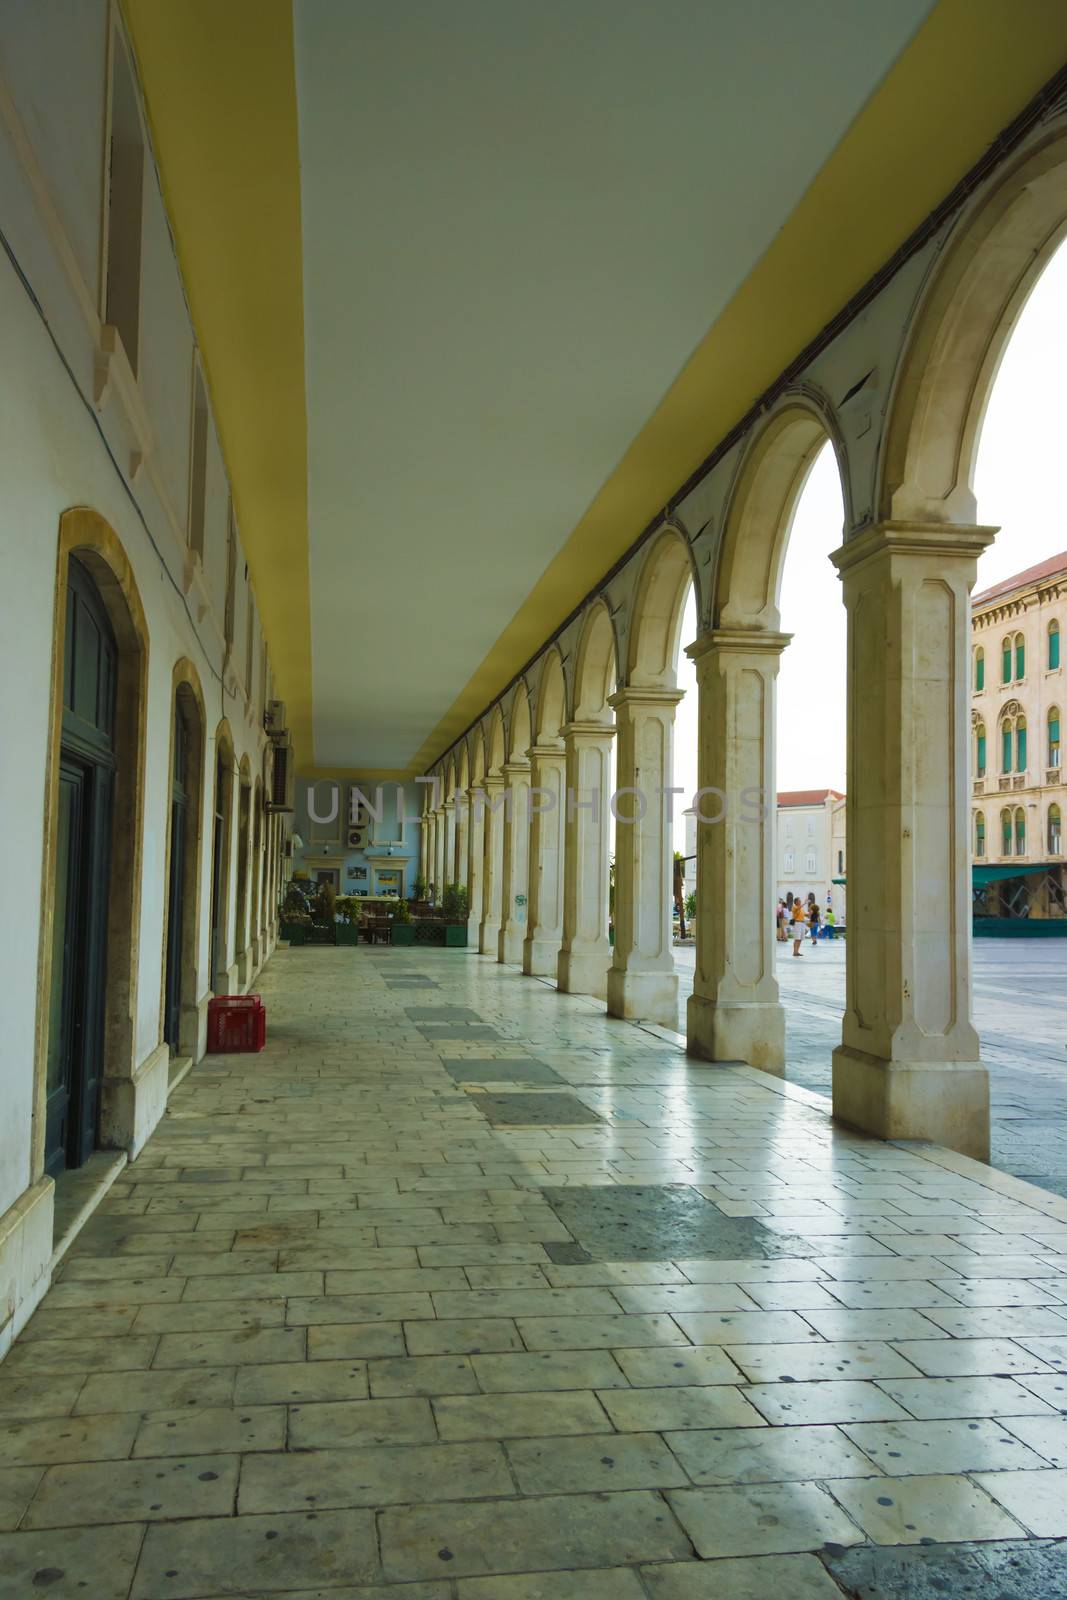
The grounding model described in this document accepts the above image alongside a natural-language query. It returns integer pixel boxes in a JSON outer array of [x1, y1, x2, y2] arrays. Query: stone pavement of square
[[4, 946, 1067, 1598]]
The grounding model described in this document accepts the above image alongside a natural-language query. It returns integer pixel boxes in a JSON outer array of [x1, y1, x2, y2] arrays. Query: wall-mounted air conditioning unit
[[266, 734, 295, 812], [264, 699, 288, 740]]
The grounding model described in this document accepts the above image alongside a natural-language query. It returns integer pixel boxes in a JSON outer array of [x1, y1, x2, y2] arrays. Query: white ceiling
[[294, 0, 935, 768]]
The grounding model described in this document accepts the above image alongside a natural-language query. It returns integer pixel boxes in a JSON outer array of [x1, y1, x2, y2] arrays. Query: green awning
[[831, 877, 846, 885], [973, 862, 1058, 886]]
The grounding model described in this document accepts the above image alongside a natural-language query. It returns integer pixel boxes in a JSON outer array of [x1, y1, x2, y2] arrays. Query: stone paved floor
[[4, 946, 1067, 1597], [675, 939, 1067, 1197]]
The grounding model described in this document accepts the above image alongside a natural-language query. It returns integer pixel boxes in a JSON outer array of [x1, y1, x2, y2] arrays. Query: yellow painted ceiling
[[123, 0, 1067, 776]]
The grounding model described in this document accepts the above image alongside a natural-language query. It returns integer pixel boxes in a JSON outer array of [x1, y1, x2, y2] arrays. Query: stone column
[[831, 521, 994, 1159], [478, 773, 506, 955], [687, 630, 789, 1073], [465, 786, 485, 946], [498, 759, 531, 964], [454, 787, 469, 891], [557, 721, 614, 998], [433, 806, 447, 901], [523, 744, 566, 975], [418, 804, 430, 889], [607, 687, 684, 1025]]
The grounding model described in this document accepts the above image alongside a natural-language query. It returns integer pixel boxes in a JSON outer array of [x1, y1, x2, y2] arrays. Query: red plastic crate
[[207, 994, 266, 1053]]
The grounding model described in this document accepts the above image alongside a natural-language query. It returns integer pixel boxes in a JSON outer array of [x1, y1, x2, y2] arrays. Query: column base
[[523, 934, 562, 977], [478, 919, 501, 957], [686, 994, 785, 1076], [0, 1175, 54, 1360], [557, 939, 611, 999], [607, 966, 678, 1026], [100, 1041, 170, 1160], [832, 1045, 990, 1161], [498, 925, 525, 965]]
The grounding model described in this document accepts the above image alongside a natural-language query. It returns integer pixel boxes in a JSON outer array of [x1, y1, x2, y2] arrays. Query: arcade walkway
[[4, 948, 1067, 1598]]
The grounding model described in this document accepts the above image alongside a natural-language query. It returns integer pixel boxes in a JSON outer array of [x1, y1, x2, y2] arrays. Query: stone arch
[[210, 719, 237, 991], [880, 121, 1067, 525], [161, 657, 207, 1060], [534, 647, 566, 746], [469, 726, 486, 785], [485, 704, 506, 775], [714, 394, 847, 631], [251, 776, 264, 949], [506, 679, 532, 762], [626, 525, 699, 689], [571, 599, 619, 723], [456, 741, 470, 792], [35, 506, 150, 1171]]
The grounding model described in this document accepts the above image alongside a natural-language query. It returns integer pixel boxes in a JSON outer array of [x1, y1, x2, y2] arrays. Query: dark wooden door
[[45, 558, 116, 1174]]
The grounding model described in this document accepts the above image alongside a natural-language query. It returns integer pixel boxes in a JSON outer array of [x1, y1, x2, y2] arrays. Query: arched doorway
[[39, 511, 149, 1175], [163, 667, 205, 1059], [234, 758, 252, 986], [499, 682, 532, 964], [478, 707, 507, 955], [210, 724, 235, 993], [524, 647, 566, 976]]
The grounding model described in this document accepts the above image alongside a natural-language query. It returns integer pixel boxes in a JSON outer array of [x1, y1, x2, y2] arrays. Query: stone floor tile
[[599, 1385, 765, 1432], [610, 1285, 760, 1314], [22, 1305, 141, 1341], [44, 1276, 185, 1307], [182, 1271, 323, 1302], [665, 1423, 878, 1486], [430, 1288, 623, 1318], [379, 1490, 691, 1580], [676, 1259, 826, 1283], [799, 1309, 950, 1341], [368, 1355, 480, 1396], [405, 1318, 523, 1355], [671, 1310, 821, 1346], [456, 1569, 646, 1600], [827, 1471, 1025, 1543], [515, 1313, 686, 1349], [506, 1430, 687, 1493], [0, 1372, 87, 1419], [433, 1389, 610, 1440], [727, 1339, 922, 1384], [288, 1396, 436, 1448], [877, 1374, 1060, 1419], [744, 1380, 912, 1426], [136, 1301, 286, 1334], [889, 1337, 1051, 1377], [1000, 1411, 1067, 1464], [325, 1269, 469, 1295], [640, 1552, 849, 1598], [58, 1253, 174, 1280], [133, 1404, 285, 1456], [0, 1466, 43, 1530], [844, 1415, 1050, 1474], [4, 1335, 157, 1373], [0, 1522, 144, 1599], [611, 1345, 743, 1387], [307, 1322, 406, 1359], [154, 1326, 304, 1368], [23, 1452, 238, 1527], [286, 1293, 435, 1325], [666, 1481, 863, 1558], [0, 1412, 138, 1466], [544, 1262, 687, 1288], [821, 1280, 963, 1309], [132, 1508, 380, 1597], [74, 1366, 234, 1415], [234, 1359, 368, 1404], [974, 1467, 1067, 1533], [239, 1440, 513, 1512]]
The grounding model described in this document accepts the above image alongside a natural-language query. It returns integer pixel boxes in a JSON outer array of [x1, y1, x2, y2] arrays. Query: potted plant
[[391, 896, 416, 946], [308, 880, 338, 945], [280, 880, 313, 943], [441, 883, 470, 947], [335, 895, 363, 945]]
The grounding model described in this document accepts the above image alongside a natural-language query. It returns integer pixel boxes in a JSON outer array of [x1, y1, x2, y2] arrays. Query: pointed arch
[[485, 704, 506, 775], [714, 395, 847, 631], [572, 599, 618, 723], [880, 123, 1067, 525], [626, 525, 698, 689], [534, 646, 566, 747], [210, 718, 237, 990], [162, 656, 207, 1060], [507, 679, 532, 762]]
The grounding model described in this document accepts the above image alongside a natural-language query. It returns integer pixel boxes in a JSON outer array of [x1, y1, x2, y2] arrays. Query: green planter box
[[281, 922, 308, 945], [391, 924, 416, 946], [336, 924, 361, 946], [444, 923, 468, 947]]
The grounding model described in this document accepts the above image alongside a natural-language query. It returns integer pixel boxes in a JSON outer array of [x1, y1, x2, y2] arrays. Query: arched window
[[1014, 807, 1026, 857], [1050, 804, 1062, 856], [1001, 719, 1013, 774], [975, 722, 986, 777], [1050, 708, 1061, 771], [1001, 808, 1012, 856], [1002, 637, 1012, 683], [974, 647, 985, 692], [1016, 714, 1027, 773], [975, 811, 986, 858], [1050, 619, 1061, 671], [1015, 632, 1026, 681]]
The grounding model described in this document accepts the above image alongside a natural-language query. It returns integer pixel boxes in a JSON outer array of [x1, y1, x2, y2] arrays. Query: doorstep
[[50, 1150, 127, 1270]]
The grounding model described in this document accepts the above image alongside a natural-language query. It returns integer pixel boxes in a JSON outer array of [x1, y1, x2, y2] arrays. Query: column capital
[[481, 771, 505, 790], [831, 520, 997, 579], [502, 759, 531, 779], [686, 628, 792, 667], [608, 686, 685, 711], [528, 742, 565, 763], [561, 720, 616, 742]]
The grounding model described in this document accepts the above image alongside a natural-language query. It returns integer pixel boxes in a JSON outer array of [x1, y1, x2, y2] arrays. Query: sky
[[669, 241, 1067, 844]]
